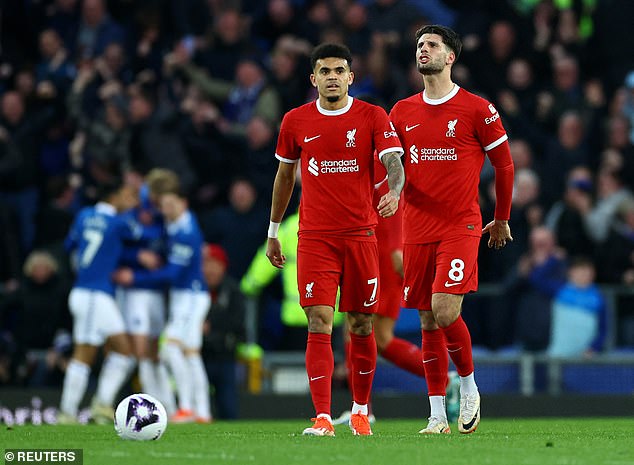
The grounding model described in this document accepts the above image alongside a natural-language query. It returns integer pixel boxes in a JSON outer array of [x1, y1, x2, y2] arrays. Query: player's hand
[[266, 238, 286, 269], [377, 189, 399, 218], [112, 268, 134, 286], [138, 250, 162, 270], [482, 219, 513, 250]]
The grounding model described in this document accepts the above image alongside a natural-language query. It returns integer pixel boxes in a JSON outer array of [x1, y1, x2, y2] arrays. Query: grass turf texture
[[1, 419, 632, 465]]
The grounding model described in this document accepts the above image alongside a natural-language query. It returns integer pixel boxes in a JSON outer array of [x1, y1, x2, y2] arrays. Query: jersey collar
[[422, 84, 460, 105], [167, 210, 191, 235], [316, 96, 354, 116], [95, 202, 116, 216]]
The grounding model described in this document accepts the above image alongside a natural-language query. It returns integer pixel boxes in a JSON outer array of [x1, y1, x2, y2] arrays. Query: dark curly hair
[[415, 24, 462, 60], [310, 43, 353, 70]]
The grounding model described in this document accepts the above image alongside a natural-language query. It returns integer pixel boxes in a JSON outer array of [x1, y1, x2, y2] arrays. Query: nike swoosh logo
[[359, 370, 374, 375], [405, 124, 420, 132], [304, 135, 321, 143], [448, 347, 462, 353], [444, 281, 461, 287], [363, 300, 378, 307], [461, 408, 480, 431], [423, 358, 438, 364], [310, 375, 326, 381]]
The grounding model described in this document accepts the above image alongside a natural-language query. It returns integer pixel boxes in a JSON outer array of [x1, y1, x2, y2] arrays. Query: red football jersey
[[374, 167, 404, 319], [389, 86, 508, 244], [276, 97, 403, 237]]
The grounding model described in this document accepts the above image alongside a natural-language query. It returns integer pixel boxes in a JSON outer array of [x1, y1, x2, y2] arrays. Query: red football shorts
[[376, 248, 403, 320], [297, 235, 380, 313], [401, 235, 480, 311]]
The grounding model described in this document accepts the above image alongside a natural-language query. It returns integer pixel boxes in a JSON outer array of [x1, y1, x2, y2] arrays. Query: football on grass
[[114, 393, 167, 440]]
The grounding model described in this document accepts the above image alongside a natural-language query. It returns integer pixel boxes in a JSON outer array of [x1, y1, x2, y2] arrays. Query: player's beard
[[326, 95, 341, 103], [417, 56, 445, 76]]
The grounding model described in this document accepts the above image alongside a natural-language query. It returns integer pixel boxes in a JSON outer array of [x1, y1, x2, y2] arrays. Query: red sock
[[381, 337, 425, 377], [349, 331, 377, 406], [305, 332, 333, 416], [421, 329, 448, 397], [344, 339, 352, 392], [441, 315, 474, 377]]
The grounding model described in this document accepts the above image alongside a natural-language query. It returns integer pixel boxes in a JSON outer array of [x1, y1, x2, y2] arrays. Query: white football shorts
[[116, 288, 166, 338], [164, 289, 211, 349], [69, 287, 126, 345]]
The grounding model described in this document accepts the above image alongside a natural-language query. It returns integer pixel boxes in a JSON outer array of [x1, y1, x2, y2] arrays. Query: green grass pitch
[[1, 419, 632, 465]]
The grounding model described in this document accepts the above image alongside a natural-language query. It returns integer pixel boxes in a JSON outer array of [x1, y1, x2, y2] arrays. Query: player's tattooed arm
[[382, 151, 405, 197], [378, 151, 404, 218]]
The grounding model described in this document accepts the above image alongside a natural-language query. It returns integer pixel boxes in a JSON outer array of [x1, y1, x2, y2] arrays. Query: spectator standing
[[74, 0, 125, 60], [202, 178, 268, 280], [544, 166, 595, 258], [201, 244, 246, 420], [506, 226, 568, 352], [128, 84, 196, 194], [0, 91, 55, 255], [548, 257, 607, 357], [8, 251, 71, 387]]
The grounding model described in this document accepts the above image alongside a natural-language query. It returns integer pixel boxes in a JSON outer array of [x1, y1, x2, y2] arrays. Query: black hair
[[569, 255, 595, 269], [96, 177, 125, 201], [310, 43, 353, 70], [415, 24, 462, 60]]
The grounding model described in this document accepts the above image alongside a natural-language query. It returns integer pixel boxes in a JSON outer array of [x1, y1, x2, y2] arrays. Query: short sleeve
[[275, 112, 300, 164], [474, 100, 508, 152], [373, 106, 404, 160]]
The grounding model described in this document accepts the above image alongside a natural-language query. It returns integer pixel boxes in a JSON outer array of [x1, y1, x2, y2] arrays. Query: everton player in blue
[[59, 178, 146, 424], [116, 173, 177, 416], [114, 171, 212, 423]]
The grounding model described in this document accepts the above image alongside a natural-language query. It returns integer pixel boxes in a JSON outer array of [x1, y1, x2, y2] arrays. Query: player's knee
[[350, 322, 372, 336], [419, 310, 438, 331], [109, 334, 132, 355], [307, 316, 332, 334], [434, 309, 459, 328], [348, 314, 373, 336], [132, 341, 148, 359], [305, 307, 334, 333]]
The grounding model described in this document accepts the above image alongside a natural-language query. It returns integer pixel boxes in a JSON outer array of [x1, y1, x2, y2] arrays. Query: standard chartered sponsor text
[[419, 147, 457, 160], [320, 158, 360, 173]]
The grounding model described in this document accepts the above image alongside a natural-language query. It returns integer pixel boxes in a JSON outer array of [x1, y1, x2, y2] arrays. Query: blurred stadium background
[[0, 0, 633, 424]]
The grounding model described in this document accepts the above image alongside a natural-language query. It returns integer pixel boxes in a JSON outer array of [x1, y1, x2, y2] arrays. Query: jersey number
[[81, 230, 104, 267], [448, 258, 465, 282], [367, 277, 378, 301]]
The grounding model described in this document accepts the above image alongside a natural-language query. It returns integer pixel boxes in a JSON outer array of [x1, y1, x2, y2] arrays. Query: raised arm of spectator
[[180, 63, 233, 102]]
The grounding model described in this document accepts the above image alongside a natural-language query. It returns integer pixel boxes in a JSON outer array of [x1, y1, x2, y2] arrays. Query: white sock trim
[[460, 372, 478, 395], [429, 395, 447, 420], [351, 402, 368, 416]]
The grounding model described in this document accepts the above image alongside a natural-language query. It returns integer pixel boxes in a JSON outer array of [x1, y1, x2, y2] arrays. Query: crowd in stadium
[[0, 0, 633, 393]]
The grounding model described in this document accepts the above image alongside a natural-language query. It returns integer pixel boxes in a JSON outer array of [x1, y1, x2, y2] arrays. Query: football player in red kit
[[266, 43, 404, 436], [390, 25, 514, 434], [334, 160, 460, 426]]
